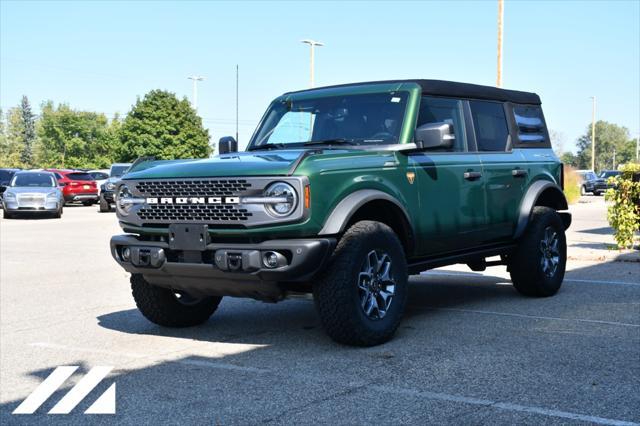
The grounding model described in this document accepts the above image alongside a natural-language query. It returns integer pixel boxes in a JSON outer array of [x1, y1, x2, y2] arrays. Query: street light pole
[[301, 39, 324, 88], [187, 76, 205, 110], [590, 96, 596, 171], [497, 0, 504, 87]]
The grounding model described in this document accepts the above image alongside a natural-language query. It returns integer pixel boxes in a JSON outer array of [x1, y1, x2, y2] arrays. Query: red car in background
[[46, 169, 99, 206]]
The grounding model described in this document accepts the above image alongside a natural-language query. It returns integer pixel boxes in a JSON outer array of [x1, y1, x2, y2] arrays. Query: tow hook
[[227, 253, 243, 271]]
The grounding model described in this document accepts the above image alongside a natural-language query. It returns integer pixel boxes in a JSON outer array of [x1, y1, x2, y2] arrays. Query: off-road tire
[[313, 221, 408, 346], [99, 197, 110, 212], [508, 206, 566, 297], [131, 274, 222, 327]]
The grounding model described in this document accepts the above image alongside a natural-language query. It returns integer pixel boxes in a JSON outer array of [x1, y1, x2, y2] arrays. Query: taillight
[[70, 181, 79, 186]]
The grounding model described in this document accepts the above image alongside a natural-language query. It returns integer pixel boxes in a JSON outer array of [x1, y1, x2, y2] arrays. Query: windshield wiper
[[303, 138, 357, 147], [247, 143, 288, 151]]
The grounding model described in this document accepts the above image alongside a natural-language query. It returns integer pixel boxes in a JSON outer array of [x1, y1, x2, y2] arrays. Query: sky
[[1, 0, 639, 153]]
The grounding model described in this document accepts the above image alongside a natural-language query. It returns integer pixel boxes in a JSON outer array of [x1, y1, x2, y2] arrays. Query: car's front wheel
[[508, 206, 567, 297], [99, 196, 110, 212], [131, 274, 222, 327], [313, 221, 408, 346]]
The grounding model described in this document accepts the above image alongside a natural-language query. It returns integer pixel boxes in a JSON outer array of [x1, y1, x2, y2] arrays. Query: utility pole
[[612, 149, 616, 170], [187, 76, 205, 110], [496, 0, 504, 87], [236, 65, 239, 143], [590, 96, 596, 171], [301, 39, 324, 88]]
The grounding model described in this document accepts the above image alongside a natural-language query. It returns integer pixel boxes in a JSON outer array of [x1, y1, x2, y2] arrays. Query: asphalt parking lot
[[1, 197, 638, 425]]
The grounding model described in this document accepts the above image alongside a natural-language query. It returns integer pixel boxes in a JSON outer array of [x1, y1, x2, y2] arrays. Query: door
[[410, 96, 488, 255], [468, 100, 527, 243]]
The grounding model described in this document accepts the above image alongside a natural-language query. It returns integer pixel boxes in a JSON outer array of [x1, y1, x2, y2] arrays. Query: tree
[[118, 90, 211, 161], [560, 151, 578, 167], [19, 96, 36, 167], [2, 107, 26, 168], [36, 101, 116, 169], [575, 121, 631, 171], [549, 130, 565, 156]]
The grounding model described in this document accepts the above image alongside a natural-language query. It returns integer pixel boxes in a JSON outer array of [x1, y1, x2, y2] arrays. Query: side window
[[513, 105, 547, 144], [469, 101, 509, 152], [417, 97, 467, 151]]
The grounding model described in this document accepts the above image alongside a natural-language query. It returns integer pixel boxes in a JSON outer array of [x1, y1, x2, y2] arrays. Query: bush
[[563, 166, 580, 204], [605, 163, 640, 249]]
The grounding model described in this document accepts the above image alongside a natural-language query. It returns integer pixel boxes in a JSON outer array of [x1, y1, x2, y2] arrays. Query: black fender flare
[[318, 189, 412, 236], [513, 180, 570, 239]]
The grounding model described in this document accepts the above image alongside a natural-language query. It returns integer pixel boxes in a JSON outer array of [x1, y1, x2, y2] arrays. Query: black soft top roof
[[286, 79, 541, 105]]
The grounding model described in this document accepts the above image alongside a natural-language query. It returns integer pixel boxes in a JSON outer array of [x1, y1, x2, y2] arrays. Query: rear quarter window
[[512, 105, 550, 146]]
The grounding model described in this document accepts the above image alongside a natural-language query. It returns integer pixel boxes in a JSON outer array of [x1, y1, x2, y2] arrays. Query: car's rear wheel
[[131, 274, 222, 327], [508, 206, 566, 297], [313, 221, 408, 346], [99, 196, 110, 212]]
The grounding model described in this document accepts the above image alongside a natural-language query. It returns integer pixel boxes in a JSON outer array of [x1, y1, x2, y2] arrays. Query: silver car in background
[[2, 171, 64, 219]]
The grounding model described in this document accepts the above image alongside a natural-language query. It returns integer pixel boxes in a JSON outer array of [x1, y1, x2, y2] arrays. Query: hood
[[124, 150, 311, 179], [6, 186, 58, 195]]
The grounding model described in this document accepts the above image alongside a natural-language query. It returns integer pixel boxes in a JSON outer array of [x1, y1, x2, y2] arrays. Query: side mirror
[[219, 136, 238, 154], [414, 122, 455, 150]]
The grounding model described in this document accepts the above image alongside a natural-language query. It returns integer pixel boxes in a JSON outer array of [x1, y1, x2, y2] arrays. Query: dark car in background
[[0, 168, 21, 207], [591, 170, 621, 195], [99, 163, 131, 212], [46, 169, 99, 205]]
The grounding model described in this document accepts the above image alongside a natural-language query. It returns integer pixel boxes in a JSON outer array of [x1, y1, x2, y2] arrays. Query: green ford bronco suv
[[111, 79, 571, 346]]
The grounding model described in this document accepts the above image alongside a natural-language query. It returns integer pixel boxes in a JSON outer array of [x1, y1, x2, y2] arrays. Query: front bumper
[[110, 234, 335, 301], [101, 191, 115, 203], [3, 199, 60, 212]]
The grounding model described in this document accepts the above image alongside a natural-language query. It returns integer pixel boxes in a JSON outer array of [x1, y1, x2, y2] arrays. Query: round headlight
[[106, 182, 116, 191], [116, 184, 133, 216], [264, 182, 297, 217]]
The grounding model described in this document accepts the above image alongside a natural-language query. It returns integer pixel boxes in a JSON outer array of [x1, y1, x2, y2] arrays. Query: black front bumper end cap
[[111, 235, 336, 286]]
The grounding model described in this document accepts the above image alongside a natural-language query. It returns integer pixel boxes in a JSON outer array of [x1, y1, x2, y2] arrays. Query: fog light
[[121, 247, 131, 262], [262, 251, 287, 269]]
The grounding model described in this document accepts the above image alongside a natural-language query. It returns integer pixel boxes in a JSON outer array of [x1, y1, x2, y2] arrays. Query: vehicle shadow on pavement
[[94, 274, 518, 345]]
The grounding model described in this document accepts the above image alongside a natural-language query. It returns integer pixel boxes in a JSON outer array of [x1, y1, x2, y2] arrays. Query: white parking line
[[28, 341, 639, 425], [372, 385, 639, 426], [427, 307, 640, 328]]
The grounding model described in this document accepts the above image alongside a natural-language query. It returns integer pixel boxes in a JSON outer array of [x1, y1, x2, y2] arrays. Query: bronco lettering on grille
[[145, 197, 240, 205]]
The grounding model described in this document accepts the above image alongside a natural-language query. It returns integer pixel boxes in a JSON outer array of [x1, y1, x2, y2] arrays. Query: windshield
[[248, 91, 409, 150], [0, 170, 17, 183], [11, 173, 56, 187], [599, 171, 620, 178], [110, 165, 130, 177]]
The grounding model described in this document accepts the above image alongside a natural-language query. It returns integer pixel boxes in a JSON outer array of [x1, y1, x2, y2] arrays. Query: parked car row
[[0, 163, 131, 219], [576, 169, 621, 196]]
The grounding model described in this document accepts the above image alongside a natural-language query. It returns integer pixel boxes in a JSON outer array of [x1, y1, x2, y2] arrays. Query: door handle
[[512, 169, 528, 178], [463, 171, 482, 181]]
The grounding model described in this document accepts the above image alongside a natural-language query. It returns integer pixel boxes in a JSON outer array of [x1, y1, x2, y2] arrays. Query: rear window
[[66, 172, 94, 181], [513, 105, 548, 145]]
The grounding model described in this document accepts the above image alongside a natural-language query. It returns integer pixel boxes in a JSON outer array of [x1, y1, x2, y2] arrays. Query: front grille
[[136, 179, 252, 197], [137, 204, 252, 222]]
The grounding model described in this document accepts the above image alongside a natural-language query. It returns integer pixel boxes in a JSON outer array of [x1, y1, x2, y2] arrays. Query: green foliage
[[118, 90, 211, 161], [36, 101, 117, 169], [1, 107, 27, 168], [563, 166, 580, 204], [560, 151, 577, 167], [605, 163, 640, 249], [575, 121, 635, 171], [19, 96, 36, 167]]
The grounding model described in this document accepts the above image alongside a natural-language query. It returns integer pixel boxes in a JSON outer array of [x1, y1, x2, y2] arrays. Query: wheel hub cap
[[539, 226, 560, 278], [358, 250, 395, 320]]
